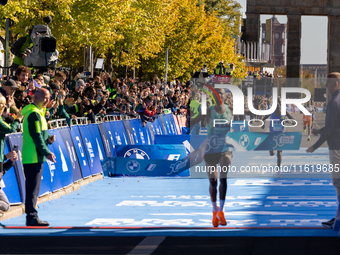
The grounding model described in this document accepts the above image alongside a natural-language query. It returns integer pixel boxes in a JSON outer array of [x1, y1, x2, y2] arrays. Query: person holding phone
[[0, 94, 21, 226]]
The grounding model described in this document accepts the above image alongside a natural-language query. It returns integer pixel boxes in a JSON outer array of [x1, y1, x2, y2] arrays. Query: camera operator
[[10, 30, 33, 71]]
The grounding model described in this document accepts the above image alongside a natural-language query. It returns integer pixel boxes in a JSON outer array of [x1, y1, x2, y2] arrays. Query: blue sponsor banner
[[103, 122, 117, 156], [231, 121, 249, 132], [7, 133, 25, 202], [2, 139, 22, 204], [129, 118, 152, 145], [45, 129, 73, 192], [154, 117, 165, 135], [78, 125, 103, 175], [158, 115, 168, 135], [115, 139, 207, 176], [123, 120, 135, 144], [204, 132, 302, 154], [69, 126, 91, 178], [168, 114, 179, 135], [59, 127, 82, 182], [154, 135, 207, 155], [116, 144, 187, 160], [110, 120, 129, 145], [129, 119, 143, 145], [97, 123, 113, 158], [161, 114, 177, 135]]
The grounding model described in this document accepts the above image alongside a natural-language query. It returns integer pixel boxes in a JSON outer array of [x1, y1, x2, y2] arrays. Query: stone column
[[328, 16, 340, 74], [286, 14, 301, 85]]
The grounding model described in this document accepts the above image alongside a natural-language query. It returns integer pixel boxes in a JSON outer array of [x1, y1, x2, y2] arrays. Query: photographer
[[10, 31, 33, 70]]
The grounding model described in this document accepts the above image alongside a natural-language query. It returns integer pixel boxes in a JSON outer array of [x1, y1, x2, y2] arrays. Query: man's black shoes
[[322, 218, 335, 229], [26, 218, 49, 226]]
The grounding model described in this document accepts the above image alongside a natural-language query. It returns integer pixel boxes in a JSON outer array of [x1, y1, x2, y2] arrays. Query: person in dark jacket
[[0, 94, 21, 227], [307, 72, 340, 229]]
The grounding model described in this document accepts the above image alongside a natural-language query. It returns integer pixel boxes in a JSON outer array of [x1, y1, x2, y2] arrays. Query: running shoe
[[303, 129, 306, 133], [307, 137, 311, 141], [212, 211, 219, 227], [217, 210, 227, 226], [276, 173, 281, 178], [322, 218, 335, 229]]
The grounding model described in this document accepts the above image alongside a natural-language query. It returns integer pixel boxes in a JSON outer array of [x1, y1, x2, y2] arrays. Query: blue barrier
[[69, 126, 92, 178], [110, 120, 129, 145], [78, 125, 104, 175], [154, 135, 207, 154], [123, 120, 135, 144], [162, 114, 177, 135], [231, 121, 249, 132], [45, 129, 73, 192], [97, 123, 114, 158], [2, 139, 22, 204], [116, 144, 187, 160], [59, 127, 83, 182], [7, 133, 25, 202]]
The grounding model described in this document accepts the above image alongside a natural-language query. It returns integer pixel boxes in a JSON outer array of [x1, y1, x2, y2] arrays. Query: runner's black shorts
[[204, 151, 232, 165]]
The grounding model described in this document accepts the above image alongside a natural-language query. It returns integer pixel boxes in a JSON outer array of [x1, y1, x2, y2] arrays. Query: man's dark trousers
[[23, 163, 44, 220]]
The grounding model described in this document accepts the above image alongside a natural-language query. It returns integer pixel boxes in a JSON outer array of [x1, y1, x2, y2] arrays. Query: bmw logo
[[126, 160, 140, 173], [124, 148, 150, 159], [239, 134, 250, 148]]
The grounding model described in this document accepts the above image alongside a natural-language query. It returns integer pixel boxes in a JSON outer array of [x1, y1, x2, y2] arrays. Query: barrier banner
[[8, 133, 53, 197], [114, 139, 207, 176], [103, 122, 117, 156], [158, 115, 168, 135], [147, 120, 164, 144], [69, 125, 91, 178], [58, 127, 82, 182], [97, 123, 113, 158], [174, 115, 182, 134], [230, 121, 249, 132], [115, 144, 187, 160], [155, 135, 207, 154], [45, 129, 73, 192], [162, 114, 177, 135], [2, 139, 22, 204], [204, 132, 302, 154], [129, 119, 150, 145], [7, 133, 26, 202], [78, 125, 103, 175], [123, 120, 135, 144], [110, 120, 129, 145]]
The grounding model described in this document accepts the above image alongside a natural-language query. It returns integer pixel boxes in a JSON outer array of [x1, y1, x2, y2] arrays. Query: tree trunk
[[106, 50, 113, 76]]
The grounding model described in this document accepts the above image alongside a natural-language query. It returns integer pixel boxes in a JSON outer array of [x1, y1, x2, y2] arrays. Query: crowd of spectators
[[0, 66, 191, 129]]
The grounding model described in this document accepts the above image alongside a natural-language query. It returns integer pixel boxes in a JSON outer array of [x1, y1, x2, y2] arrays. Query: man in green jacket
[[22, 88, 56, 226]]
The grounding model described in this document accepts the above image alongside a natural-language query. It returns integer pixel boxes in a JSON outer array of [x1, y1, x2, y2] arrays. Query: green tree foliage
[[0, 0, 246, 80]]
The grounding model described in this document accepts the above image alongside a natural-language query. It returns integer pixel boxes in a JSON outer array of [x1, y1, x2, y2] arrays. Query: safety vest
[[107, 86, 117, 99], [190, 100, 201, 119], [22, 103, 49, 164], [13, 35, 33, 66]]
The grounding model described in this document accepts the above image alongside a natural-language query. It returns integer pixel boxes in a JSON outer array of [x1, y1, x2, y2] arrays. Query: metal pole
[[164, 48, 169, 84], [5, 18, 9, 75], [89, 46, 92, 77], [84, 44, 86, 72]]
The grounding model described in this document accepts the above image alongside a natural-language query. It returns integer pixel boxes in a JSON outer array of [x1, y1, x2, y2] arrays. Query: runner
[[262, 101, 294, 178], [303, 101, 313, 141], [204, 88, 232, 227]]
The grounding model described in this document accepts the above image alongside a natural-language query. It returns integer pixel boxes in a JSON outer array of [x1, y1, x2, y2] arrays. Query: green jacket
[[22, 103, 51, 164], [12, 35, 33, 66], [0, 117, 20, 162]]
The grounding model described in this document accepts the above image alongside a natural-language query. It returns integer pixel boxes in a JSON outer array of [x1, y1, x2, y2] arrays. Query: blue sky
[[236, 0, 327, 64]]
